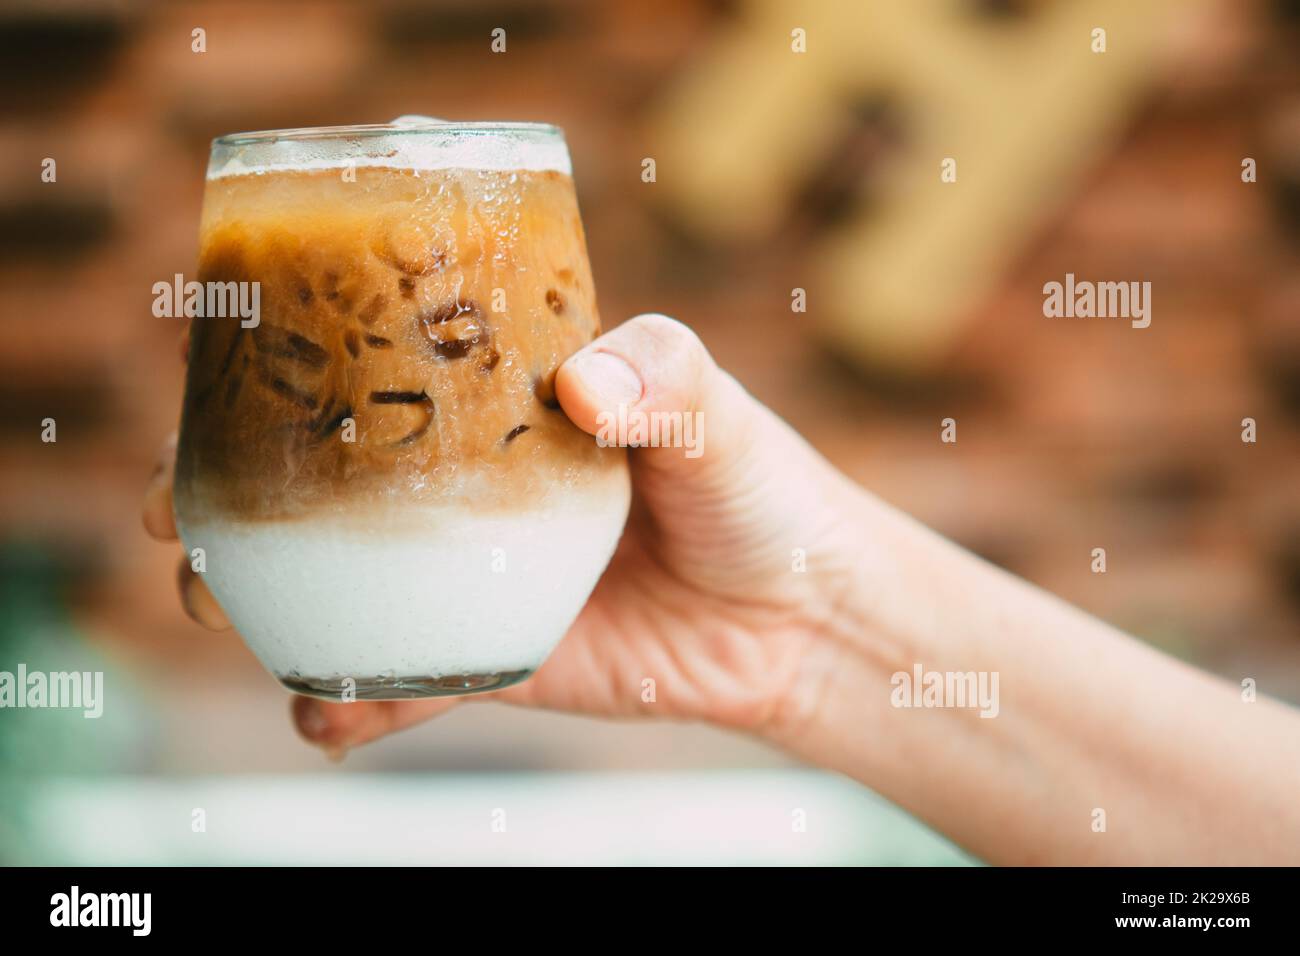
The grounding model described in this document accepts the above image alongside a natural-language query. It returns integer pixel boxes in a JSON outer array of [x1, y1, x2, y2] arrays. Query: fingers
[[142, 432, 178, 541], [292, 695, 462, 752], [176, 556, 230, 631], [148, 432, 229, 630], [143, 322, 186, 538]]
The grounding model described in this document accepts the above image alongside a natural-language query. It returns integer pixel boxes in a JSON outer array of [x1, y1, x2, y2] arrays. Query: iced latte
[[173, 123, 630, 699]]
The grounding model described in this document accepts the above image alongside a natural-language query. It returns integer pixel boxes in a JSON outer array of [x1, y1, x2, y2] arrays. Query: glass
[[173, 122, 630, 700]]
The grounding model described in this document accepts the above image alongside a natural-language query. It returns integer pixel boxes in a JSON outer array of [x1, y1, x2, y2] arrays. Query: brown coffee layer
[[175, 166, 623, 520]]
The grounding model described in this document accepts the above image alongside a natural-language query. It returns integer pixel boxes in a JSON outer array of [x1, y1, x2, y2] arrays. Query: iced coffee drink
[[173, 123, 630, 699]]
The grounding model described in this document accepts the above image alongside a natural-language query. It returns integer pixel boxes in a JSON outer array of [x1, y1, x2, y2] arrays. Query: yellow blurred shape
[[650, 0, 1206, 371]]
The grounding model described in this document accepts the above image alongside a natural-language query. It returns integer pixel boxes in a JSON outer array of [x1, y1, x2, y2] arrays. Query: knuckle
[[628, 313, 710, 370]]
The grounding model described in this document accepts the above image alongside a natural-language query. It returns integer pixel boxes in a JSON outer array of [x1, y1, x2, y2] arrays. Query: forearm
[[775, 490, 1300, 864]]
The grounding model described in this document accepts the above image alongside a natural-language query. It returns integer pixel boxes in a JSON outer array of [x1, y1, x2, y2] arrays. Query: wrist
[[756, 487, 924, 765]]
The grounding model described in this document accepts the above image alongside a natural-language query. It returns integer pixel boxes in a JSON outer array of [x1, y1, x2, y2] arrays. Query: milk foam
[[179, 478, 629, 682], [207, 122, 572, 180]]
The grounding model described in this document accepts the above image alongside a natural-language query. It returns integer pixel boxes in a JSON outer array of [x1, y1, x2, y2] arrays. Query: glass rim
[[213, 121, 563, 148]]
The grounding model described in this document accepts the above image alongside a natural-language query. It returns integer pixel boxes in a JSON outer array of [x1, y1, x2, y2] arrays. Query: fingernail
[[569, 350, 642, 409], [324, 745, 348, 764]]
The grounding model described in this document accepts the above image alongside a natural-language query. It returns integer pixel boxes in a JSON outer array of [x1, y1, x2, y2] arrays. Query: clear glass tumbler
[[173, 122, 630, 700]]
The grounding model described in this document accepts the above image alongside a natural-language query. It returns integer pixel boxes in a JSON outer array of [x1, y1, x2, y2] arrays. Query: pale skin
[[144, 313, 1300, 865]]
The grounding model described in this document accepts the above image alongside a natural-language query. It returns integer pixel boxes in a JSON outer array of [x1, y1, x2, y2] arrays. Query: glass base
[[278, 669, 533, 701]]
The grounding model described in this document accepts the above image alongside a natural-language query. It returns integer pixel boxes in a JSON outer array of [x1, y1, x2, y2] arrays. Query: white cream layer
[[177, 477, 629, 682]]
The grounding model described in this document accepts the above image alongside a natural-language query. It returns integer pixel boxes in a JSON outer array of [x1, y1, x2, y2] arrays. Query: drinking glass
[[173, 122, 630, 700]]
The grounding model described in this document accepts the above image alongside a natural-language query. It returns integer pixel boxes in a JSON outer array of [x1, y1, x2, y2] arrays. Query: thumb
[[555, 313, 762, 486], [556, 313, 854, 601]]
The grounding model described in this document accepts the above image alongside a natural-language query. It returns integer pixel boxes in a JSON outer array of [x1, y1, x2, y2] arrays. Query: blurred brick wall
[[1, 0, 1297, 721]]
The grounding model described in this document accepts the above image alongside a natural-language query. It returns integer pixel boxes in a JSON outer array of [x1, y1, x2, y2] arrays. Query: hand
[[144, 313, 1300, 862], [145, 314, 868, 756]]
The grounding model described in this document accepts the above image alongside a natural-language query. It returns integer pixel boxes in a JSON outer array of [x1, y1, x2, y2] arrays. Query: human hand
[[144, 314, 868, 755], [145, 314, 1300, 864]]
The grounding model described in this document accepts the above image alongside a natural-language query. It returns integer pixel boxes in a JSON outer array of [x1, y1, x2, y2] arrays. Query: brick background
[[1, 0, 1297, 771]]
